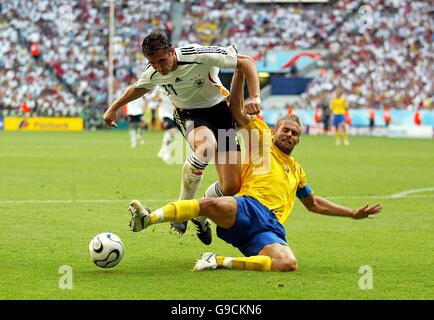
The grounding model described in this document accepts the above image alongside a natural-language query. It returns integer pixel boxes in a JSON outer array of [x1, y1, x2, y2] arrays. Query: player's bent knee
[[194, 141, 217, 162], [283, 258, 298, 272], [199, 198, 222, 215], [220, 182, 241, 196], [273, 256, 298, 272], [198, 197, 237, 228]]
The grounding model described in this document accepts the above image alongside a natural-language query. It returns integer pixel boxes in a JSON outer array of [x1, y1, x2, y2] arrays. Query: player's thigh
[[214, 152, 241, 196], [199, 197, 237, 229], [187, 125, 217, 161]]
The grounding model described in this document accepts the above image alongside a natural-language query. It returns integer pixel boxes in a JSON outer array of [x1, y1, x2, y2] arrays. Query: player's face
[[273, 120, 301, 155], [146, 48, 176, 75]]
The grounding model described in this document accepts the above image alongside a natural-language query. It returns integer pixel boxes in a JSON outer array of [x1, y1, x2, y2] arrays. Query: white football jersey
[[136, 44, 238, 109], [126, 96, 145, 116]]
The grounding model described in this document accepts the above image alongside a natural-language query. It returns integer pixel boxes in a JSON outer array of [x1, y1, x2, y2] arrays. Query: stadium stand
[[0, 0, 432, 125], [302, 0, 433, 111]]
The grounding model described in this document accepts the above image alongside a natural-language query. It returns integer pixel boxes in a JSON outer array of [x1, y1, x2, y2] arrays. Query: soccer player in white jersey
[[145, 89, 161, 130], [104, 31, 261, 245], [125, 96, 146, 148], [156, 88, 177, 163]]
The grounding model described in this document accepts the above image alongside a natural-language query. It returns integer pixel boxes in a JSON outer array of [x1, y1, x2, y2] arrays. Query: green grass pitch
[[0, 130, 433, 299]]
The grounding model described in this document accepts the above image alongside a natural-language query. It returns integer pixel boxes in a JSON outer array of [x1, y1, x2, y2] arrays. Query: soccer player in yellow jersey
[[127, 69, 382, 272], [330, 88, 349, 146]]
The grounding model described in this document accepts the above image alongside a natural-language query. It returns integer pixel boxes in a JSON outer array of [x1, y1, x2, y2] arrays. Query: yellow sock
[[343, 131, 349, 141], [149, 200, 200, 225], [216, 255, 272, 271]]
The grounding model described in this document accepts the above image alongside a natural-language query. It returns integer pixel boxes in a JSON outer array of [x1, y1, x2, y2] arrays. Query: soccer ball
[[89, 232, 124, 268]]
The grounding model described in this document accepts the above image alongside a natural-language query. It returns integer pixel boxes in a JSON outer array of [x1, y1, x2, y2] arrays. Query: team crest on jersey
[[195, 78, 205, 88]]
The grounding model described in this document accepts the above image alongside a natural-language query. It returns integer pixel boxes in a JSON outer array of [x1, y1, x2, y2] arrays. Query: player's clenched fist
[[103, 108, 118, 128], [243, 97, 261, 115]]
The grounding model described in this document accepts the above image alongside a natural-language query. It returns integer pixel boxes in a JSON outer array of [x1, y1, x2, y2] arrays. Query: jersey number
[[162, 84, 177, 96]]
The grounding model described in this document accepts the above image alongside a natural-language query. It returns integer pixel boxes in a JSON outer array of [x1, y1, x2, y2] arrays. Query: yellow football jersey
[[236, 118, 310, 224], [330, 97, 347, 115]]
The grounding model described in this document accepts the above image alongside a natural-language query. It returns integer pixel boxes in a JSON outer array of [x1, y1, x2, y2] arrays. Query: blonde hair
[[275, 114, 302, 130]]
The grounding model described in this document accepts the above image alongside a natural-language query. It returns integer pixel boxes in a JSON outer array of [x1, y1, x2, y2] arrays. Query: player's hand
[[243, 97, 261, 115], [351, 204, 382, 219], [103, 108, 118, 128]]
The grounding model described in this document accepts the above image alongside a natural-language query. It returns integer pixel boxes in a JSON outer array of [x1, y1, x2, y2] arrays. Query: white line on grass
[[1, 194, 433, 204], [389, 187, 434, 198]]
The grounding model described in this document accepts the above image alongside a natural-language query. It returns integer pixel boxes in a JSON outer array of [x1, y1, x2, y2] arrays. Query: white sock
[[137, 128, 144, 143], [129, 129, 137, 146], [179, 155, 208, 200], [159, 131, 172, 157], [193, 215, 208, 225], [162, 130, 172, 146], [204, 181, 225, 198]]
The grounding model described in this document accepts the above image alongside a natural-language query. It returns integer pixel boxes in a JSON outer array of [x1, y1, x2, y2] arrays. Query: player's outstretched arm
[[300, 194, 382, 219], [237, 54, 261, 115], [103, 85, 149, 127], [229, 68, 251, 128]]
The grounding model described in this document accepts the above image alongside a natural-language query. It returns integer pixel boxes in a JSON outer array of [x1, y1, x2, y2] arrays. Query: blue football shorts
[[216, 195, 288, 256], [333, 114, 345, 127]]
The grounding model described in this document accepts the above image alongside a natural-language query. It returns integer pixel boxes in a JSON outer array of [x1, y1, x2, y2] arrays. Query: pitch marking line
[[389, 187, 434, 199]]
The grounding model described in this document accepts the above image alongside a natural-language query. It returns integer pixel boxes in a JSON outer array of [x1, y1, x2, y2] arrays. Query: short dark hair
[[141, 31, 172, 57]]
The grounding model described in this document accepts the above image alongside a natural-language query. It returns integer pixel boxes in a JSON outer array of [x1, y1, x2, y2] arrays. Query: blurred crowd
[[178, 0, 359, 51], [0, 0, 432, 119], [0, 0, 170, 116], [0, 19, 78, 116], [303, 0, 433, 110]]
